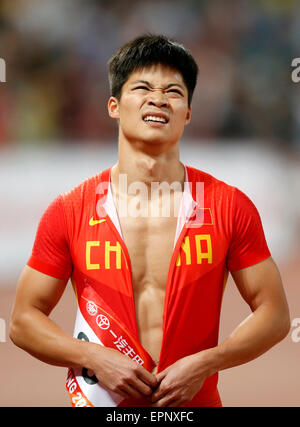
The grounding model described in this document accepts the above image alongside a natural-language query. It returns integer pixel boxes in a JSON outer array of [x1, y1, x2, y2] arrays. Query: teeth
[[144, 115, 167, 123]]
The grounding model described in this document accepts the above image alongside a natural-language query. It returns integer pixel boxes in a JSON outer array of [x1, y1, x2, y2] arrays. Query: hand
[[87, 344, 158, 400], [151, 353, 209, 407]]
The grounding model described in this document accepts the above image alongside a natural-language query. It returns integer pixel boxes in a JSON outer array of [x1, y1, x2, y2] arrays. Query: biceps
[[13, 265, 68, 316], [231, 257, 287, 311]]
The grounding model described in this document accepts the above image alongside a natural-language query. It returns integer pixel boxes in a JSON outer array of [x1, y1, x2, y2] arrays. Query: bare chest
[[114, 189, 182, 359], [119, 215, 178, 292]]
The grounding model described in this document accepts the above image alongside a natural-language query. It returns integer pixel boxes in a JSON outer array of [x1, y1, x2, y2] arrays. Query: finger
[[114, 386, 131, 399], [127, 375, 153, 397], [151, 383, 170, 403], [152, 393, 177, 407], [151, 371, 169, 399], [155, 371, 167, 383], [137, 367, 158, 389], [120, 382, 145, 400]]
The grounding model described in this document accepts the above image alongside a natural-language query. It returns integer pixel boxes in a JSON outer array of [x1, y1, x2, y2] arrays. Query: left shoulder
[[184, 164, 237, 197]]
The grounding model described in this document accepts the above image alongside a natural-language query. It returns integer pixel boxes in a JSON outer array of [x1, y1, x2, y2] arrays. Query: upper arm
[[11, 195, 73, 319], [227, 188, 271, 272], [226, 189, 288, 313], [12, 265, 69, 318], [231, 257, 289, 317], [12, 194, 73, 318], [27, 195, 73, 281]]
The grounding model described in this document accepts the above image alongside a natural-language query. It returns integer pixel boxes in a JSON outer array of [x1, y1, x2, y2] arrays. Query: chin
[[142, 131, 177, 144], [140, 138, 179, 154], [125, 130, 180, 150]]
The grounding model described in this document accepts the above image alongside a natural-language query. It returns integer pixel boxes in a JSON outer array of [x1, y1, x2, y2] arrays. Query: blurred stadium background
[[0, 0, 299, 406]]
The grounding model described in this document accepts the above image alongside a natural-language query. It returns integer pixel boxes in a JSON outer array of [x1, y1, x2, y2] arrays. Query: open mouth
[[142, 114, 169, 124]]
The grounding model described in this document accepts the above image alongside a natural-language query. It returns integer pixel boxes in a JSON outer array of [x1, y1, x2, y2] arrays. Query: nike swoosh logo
[[89, 217, 106, 226]]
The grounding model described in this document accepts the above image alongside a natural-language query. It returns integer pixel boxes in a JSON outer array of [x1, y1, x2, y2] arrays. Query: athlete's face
[[108, 64, 191, 149]]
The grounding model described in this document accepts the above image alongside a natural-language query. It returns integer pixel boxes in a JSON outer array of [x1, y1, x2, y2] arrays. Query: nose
[[147, 90, 169, 108]]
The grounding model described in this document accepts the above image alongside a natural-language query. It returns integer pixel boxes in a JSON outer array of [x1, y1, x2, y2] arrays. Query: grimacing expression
[[108, 64, 192, 148]]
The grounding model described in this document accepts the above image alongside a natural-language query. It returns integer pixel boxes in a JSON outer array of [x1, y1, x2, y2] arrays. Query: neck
[[111, 137, 185, 192]]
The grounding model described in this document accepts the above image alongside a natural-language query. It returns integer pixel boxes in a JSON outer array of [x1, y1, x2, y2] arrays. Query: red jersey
[[27, 165, 271, 407]]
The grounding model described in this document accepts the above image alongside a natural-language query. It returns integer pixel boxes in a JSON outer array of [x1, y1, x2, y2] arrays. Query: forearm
[[10, 306, 93, 369], [10, 306, 158, 399], [199, 304, 290, 378]]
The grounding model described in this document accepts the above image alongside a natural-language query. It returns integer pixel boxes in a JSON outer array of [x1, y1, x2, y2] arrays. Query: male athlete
[[10, 34, 290, 407]]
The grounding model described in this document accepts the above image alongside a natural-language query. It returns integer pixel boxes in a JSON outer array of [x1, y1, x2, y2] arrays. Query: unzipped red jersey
[[27, 165, 271, 407]]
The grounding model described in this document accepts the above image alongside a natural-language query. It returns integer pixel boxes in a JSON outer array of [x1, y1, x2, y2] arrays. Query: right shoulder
[[61, 171, 104, 206], [59, 167, 111, 210]]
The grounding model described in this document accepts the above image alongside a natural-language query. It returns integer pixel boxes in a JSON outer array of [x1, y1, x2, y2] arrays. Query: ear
[[108, 97, 120, 119], [185, 106, 192, 125]]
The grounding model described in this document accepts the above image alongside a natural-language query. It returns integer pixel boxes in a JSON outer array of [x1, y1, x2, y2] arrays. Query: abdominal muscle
[[115, 188, 182, 374], [119, 214, 178, 372], [134, 284, 165, 368]]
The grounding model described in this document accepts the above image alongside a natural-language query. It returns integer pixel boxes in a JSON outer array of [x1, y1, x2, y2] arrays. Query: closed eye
[[132, 85, 184, 96], [167, 89, 183, 95], [134, 85, 150, 91]]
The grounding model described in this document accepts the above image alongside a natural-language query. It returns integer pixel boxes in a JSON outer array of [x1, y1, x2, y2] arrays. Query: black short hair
[[108, 34, 198, 106]]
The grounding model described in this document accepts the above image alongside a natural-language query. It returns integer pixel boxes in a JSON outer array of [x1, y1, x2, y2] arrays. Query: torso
[[114, 189, 182, 364]]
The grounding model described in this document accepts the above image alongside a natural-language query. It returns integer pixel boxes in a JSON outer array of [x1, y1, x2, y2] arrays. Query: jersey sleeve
[[27, 195, 73, 280], [227, 188, 271, 272]]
